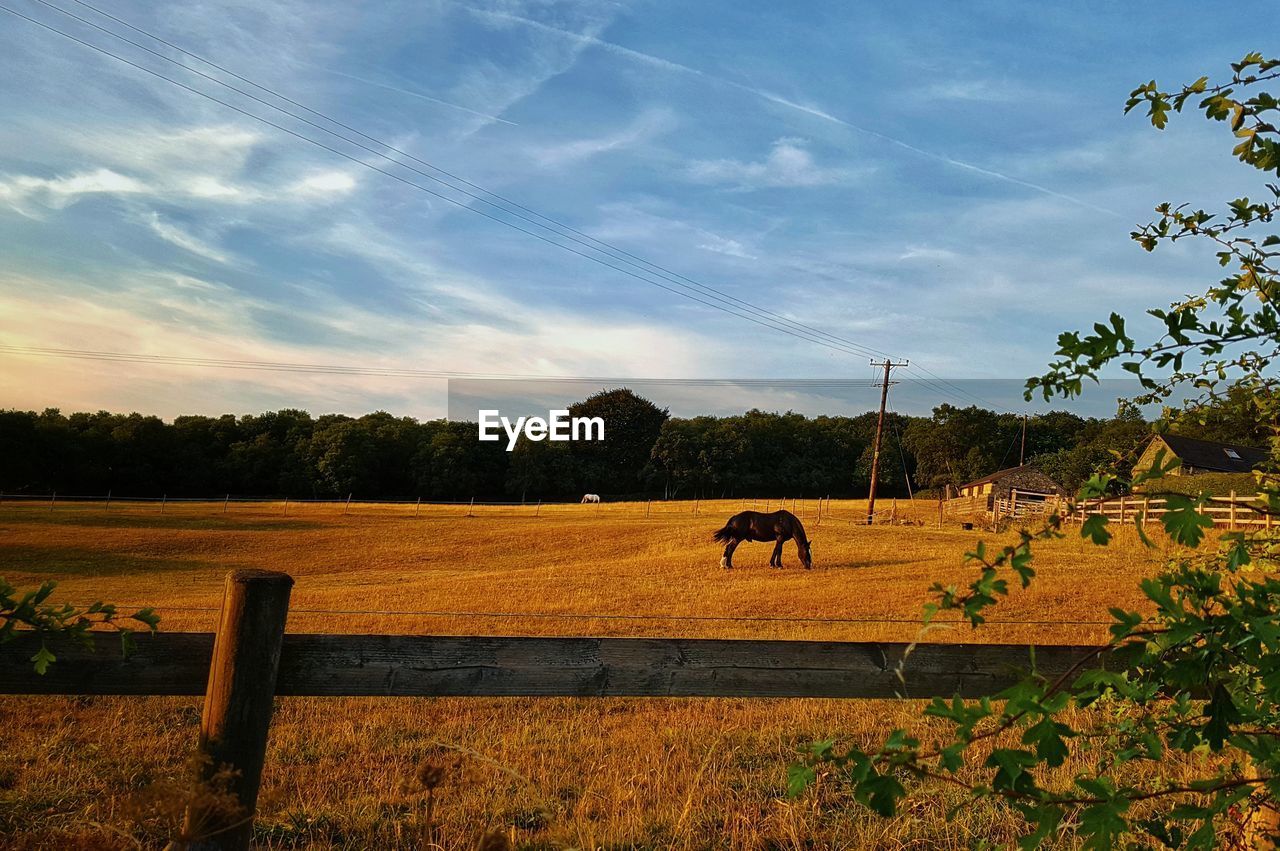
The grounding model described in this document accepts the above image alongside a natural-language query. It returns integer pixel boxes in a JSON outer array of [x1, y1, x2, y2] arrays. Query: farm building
[[953, 465, 1063, 512], [1133, 434, 1267, 477]]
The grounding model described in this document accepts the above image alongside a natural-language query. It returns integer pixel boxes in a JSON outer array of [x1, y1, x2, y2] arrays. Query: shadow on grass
[[0, 544, 218, 578]]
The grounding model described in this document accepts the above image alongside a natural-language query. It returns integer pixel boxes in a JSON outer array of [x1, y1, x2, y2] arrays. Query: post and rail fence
[[0, 492, 869, 525], [1069, 490, 1274, 531], [942, 488, 1275, 533], [0, 569, 1111, 849]]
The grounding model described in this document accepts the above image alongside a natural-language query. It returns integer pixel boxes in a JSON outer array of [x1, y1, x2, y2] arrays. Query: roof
[[1153, 434, 1268, 474], [959, 464, 1033, 490]]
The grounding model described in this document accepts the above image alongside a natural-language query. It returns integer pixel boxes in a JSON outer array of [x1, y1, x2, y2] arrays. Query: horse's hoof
[[720, 557, 730, 569]]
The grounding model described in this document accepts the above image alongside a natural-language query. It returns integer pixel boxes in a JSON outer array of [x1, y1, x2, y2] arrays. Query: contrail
[[318, 66, 519, 126], [463, 5, 1119, 217]]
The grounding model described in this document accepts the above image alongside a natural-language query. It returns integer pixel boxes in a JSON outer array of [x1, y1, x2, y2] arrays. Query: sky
[[0, 0, 1274, 420]]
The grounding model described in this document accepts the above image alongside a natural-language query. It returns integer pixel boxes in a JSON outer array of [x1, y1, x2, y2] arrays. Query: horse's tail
[[712, 525, 736, 543]]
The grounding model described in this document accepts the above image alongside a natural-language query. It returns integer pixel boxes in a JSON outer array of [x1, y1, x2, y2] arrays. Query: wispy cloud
[[460, 4, 1118, 215], [288, 170, 358, 199], [316, 66, 520, 126], [686, 138, 862, 189], [531, 108, 674, 168], [0, 168, 149, 211], [696, 234, 757, 260], [145, 212, 231, 264]]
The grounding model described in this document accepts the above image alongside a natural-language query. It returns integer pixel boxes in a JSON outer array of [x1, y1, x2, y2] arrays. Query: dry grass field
[[0, 499, 1186, 849]]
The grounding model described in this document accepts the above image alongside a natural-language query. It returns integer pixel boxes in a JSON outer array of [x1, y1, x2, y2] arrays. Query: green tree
[[567, 388, 669, 494], [793, 53, 1280, 847]]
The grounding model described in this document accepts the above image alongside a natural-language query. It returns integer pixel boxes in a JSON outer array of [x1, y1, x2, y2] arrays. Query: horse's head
[[801, 537, 814, 570]]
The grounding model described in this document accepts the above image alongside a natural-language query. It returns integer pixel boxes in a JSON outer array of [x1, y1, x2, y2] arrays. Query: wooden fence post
[[106, 489, 112, 509], [162, 494, 167, 514], [535, 499, 541, 518], [223, 494, 229, 514], [49, 491, 55, 512], [1230, 491, 1237, 531], [282, 497, 288, 516], [184, 569, 293, 851], [414, 497, 421, 518], [343, 493, 352, 516], [468, 497, 474, 517]]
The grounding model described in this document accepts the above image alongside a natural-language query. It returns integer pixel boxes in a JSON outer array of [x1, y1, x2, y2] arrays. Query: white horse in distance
[[581, 494, 601, 503]]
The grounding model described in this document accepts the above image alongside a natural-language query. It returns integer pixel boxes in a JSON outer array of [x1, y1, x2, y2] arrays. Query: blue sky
[[0, 0, 1273, 418]]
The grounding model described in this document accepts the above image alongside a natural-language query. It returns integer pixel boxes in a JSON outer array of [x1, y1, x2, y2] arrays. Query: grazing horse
[[712, 510, 813, 569], [581, 493, 601, 504]]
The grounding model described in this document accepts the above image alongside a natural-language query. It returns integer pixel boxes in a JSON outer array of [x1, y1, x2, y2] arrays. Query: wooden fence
[[1, 570, 1108, 850], [944, 490, 1063, 522], [1072, 491, 1275, 530]]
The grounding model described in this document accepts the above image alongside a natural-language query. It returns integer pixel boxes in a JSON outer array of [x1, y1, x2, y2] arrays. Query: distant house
[[1134, 434, 1267, 477], [954, 465, 1063, 511]]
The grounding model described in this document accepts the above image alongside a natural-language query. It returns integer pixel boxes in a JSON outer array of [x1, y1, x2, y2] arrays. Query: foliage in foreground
[[0, 577, 158, 673], [793, 53, 1280, 847]]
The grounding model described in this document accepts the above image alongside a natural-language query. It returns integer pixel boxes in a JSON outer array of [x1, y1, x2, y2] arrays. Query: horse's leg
[[721, 540, 739, 569], [770, 537, 784, 568]]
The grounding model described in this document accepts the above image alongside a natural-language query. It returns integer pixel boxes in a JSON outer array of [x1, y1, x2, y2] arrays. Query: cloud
[[289, 170, 358, 198], [459, 5, 1116, 214], [531, 109, 675, 168], [918, 78, 1022, 103], [146, 213, 231, 264], [686, 138, 862, 189], [0, 168, 149, 211], [696, 234, 757, 260], [315, 66, 520, 126]]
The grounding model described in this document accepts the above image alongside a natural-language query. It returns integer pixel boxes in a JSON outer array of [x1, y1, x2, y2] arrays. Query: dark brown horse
[[712, 510, 813, 569]]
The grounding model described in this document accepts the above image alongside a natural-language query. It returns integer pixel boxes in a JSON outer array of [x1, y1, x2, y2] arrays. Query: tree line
[[0, 387, 1262, 501]]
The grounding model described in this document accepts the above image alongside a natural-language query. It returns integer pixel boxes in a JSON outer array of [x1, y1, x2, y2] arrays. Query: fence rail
[[1072, 491, 1275, 530], [0, 570, 1109, 849], [0, 491, 845, 522], [0, 632, 1105, 700]]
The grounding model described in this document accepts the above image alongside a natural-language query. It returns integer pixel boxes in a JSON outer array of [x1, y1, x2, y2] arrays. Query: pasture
[[0, 499, 1176, 849]]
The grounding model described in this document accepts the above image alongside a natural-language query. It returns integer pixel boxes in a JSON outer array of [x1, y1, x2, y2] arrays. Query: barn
[[953, 465, 1063, 512], [1133, 433, 1267, 477]]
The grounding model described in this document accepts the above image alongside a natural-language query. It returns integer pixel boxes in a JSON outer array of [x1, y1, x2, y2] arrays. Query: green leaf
[[1160, 494, 1215, 548], [1022, 716, 1073, 767], [30, 644, 55, 676], [1081, 514, 1112, 546], [785, 763, 816, 798]]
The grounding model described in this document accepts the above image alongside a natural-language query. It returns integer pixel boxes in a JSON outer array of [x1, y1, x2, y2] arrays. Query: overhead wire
[[14, 0, 897, 364], [3, 2, 1028, 415], [0, 5, 902, 363], [51, 0, 899, 361], [0, 344, 892, 385]]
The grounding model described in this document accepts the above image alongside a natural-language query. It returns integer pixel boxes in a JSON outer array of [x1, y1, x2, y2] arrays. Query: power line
[[48, 0, 898, 362], [0, 344, 895, 385], [5, 3, 1031, 413], [901, 363, 1013, 412], [7, 1, 895, 364]]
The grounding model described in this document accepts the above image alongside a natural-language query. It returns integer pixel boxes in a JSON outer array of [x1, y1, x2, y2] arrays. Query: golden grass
[[0, 499, 1184, 849]]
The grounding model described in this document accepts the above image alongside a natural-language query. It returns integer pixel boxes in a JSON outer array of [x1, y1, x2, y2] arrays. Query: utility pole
[[866, 359, 909, 524], [1019, 412, 1028, 466]]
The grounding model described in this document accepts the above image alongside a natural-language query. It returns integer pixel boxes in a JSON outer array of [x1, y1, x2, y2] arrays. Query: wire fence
[[0, 491, 931, 524], [73, 602, 1118, 628]]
